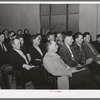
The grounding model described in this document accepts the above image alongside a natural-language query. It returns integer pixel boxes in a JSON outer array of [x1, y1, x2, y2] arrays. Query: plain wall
[[0, 4, 40, 34], [97, 5, 100, 36], [79, 4, 97, 41]]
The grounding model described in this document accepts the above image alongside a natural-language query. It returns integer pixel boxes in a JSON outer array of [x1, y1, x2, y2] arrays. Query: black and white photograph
[[0, 2, 100, 98]]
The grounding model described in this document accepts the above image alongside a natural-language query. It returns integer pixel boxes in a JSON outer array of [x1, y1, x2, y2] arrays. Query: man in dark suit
[[29, 34, 43, 66], [91, 34, 100, 54], [8, 38, 44, 89], [73, 32, 93, 66], [2, 29, 11, 52], [72, 32, 100, 88], [55, 32, 64, 54], [82, 32, 100, 61], [82, 32, 100, 82], [59, 32, 93, 89], [0, 32, 8, 67], [0, 32, 13, 89]]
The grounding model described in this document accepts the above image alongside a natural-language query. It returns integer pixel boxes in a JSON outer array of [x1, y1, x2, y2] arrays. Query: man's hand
[[97, 55, 100, 58], [71, 67, 78, 73], [86, 58, 93, 65], [77, 64, 82, 67], [23, 64, 35, 70]]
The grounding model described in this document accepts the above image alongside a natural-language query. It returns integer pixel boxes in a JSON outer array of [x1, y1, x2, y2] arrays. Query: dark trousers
[[1, 65, 13, 89], [22, 66, 45, 89], [87, 61, 100, 88], [87, 61, 100, 75], [69, 68, 92, 89]]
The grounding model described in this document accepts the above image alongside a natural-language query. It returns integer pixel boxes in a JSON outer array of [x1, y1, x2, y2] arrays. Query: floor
[[0, 75, 34, 89]]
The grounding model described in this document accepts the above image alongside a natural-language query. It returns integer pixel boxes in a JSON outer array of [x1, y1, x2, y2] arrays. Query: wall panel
[[79, 4, 97, 40], [68, 14, 79, 33], [97, 5, 100, 35], [51, 15, 66, 32], [0, 4, 40, 35]]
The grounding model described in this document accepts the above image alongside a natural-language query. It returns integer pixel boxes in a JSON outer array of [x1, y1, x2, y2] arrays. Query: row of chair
[[0, 65, 57, 89]]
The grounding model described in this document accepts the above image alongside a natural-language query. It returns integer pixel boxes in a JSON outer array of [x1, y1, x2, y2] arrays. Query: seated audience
[[8, 38, 44, 89], [17, 36, 31, 63], [0, 32, 12, 88], [82, 32, 100, 63], [2, 29, 9, 41], [91, 34, 100, 54], [46, 31, 55, 41], [82, 32, 100, 80], [17, 29, 23, 36], [43, 40, 77, 89], [3, 29, 10, 52], [73, 32, 93, 66], [55, 32, 64, 53], [73, 32, 100, 88], [29, 33, 43, 66], [6, 31, 17, 52], [23, 29, 32, 52], [59, 32, 93, 89], [0, 32, 8, 67], [9, 31, 16, 40]]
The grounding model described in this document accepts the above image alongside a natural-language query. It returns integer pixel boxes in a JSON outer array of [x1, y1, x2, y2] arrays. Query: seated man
[[46, 31, 55, 41], [82, 32, 100, 62], [82, 32, 100, 78], [91, 34, 100, 54], [43, 40, 77, 89], [59, 32, 93, 89], [73, 32, 93, 68], [0, 32, 9, 67], [8, 38, 44, 89], [73, 32, 100, 88], [55, 32, 64, 54], [0, 32, 10, 88], [29, 33, 43, 66]]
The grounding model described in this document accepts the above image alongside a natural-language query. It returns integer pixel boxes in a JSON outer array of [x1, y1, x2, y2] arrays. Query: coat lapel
[[32, 46, 42, 57], [63, 44, 73, 58], [12, 49, 26, 63]]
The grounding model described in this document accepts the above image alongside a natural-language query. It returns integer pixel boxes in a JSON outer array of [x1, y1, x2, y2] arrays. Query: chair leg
[[0, 75, 5, 89]]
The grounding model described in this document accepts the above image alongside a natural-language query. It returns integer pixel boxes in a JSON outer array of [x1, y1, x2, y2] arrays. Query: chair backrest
[[43, 67, 58, 89], [13, 68, 33, 89], [14, 71, 25, 89], [1, 64, 13, 89]]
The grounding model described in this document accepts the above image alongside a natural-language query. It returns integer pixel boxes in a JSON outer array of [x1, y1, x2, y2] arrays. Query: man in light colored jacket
[[43, 40, 77, 89]]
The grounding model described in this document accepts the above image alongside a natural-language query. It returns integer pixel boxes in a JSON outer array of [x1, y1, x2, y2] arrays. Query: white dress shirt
[[65, 44, 74, 58]]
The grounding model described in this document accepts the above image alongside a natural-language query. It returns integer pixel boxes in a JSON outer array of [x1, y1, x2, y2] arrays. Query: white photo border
[[0, 1, 100, 98]]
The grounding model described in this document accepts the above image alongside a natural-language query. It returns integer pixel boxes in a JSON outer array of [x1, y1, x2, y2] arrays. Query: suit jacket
[[29, 46, 43, 66], [58, 44, 93, 88], [56, 42, 63, 54], [91, 40, 100, 54], [72, 42, 86, 65], [8, 49, 45, 88], [0, 44, 8, 67], [8, 49, 27, 71], [82, 41, 98, 60], [4, 37, 12, 52], [59, 44, 78, 67], [43, 52, 72, 89]]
